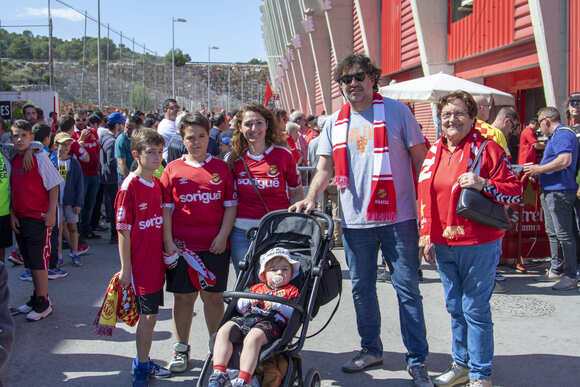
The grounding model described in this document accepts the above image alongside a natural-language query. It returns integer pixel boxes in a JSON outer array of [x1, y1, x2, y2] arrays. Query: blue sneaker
[[131, 358, 149, 387], [48, 268, 69, 280], [19, 270, 32, 281], [147, 360, 171, 378], [71, 254, 82, 267]]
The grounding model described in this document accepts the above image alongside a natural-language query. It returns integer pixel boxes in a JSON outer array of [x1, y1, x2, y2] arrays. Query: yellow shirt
[[474, 119, 511, 158]]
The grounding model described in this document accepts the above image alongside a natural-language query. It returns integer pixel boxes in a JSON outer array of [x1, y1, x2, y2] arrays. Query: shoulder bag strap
[[241, 156, 270, 213], [468, 139, 489, 174]]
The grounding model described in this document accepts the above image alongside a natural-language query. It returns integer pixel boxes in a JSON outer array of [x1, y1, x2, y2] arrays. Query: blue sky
[[2, 0, 267, 63]]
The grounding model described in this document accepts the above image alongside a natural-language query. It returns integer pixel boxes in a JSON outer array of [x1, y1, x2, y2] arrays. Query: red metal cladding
[[447, 0, 515, 62], [400, 0, 420, 70], [514, 0, 533, 41], [381, 0, 402, 75], [413, 102, 437, 144], [570, 0, 580, 94], [353, 3, 365, 54]]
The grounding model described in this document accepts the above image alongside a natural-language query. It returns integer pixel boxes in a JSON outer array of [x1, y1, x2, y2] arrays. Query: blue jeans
[[230, 226, 251, 275], [434, 240, 500, 381], [80, 175, 100, 234], [541, 191, 577, 279], [342, 220, 428, 366]]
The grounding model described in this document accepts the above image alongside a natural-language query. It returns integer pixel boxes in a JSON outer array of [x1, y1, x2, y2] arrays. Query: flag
[[264, 82, 273, 106]]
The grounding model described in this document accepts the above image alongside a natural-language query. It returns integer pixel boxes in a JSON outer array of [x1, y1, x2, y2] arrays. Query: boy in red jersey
[[209, 247, 300, 387], [10, 120, 63, 321], [114, 128, 170, 386]]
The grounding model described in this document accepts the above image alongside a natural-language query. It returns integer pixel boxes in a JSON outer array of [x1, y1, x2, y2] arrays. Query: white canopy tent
[[379, 72, 515, 106]]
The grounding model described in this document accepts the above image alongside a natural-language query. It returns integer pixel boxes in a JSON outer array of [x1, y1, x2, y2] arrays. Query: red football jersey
[[72, 128, 100, 176], [11, 155, 49, 220], [161, 155, 237, 251], [115, 173, 165, 296], [69, 140, 88, 163], [233, 146, 301, 220]]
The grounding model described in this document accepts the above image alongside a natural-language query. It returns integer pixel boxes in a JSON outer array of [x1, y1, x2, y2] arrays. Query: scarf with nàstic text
[[332, 92, 397, 221], [417, 128, 486, 243]]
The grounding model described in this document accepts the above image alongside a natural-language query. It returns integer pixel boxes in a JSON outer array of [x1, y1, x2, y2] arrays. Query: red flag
[[264, 82, 273, 106]]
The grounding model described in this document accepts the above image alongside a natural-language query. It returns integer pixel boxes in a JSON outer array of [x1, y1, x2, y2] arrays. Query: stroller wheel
[[304, 368, 321, 387]]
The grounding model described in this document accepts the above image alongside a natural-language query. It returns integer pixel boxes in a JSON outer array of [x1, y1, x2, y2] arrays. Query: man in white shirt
[[157, 98, 181, 160]]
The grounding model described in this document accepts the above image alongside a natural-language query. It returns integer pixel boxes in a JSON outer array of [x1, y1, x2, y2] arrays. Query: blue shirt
[[114, 131, 134, 177], [540, 125, 579, 191]]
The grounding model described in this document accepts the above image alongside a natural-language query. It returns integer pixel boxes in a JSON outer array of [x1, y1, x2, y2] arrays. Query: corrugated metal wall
[[413, 102, 437, 144], [513, 0, 533, 41], [400, 0, 420, 70], [447, 0, 514, 62], [381, 0, 402, 75], [570, 0, 580, 94], [353, 4, 365, 54]]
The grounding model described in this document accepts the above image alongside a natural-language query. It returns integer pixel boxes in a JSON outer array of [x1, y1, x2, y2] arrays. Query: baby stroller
[[197, 209, 342, 387]]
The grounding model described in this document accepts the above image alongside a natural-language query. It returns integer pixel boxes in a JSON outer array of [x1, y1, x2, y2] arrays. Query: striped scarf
[[332, 92, 397, 221]]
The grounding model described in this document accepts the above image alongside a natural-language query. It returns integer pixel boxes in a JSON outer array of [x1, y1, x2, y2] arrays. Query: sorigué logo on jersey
[[138, 215, 163, 230], [210, 173, 222, 185], [267, 165, 279, 177], [179, 190, 222, 204]]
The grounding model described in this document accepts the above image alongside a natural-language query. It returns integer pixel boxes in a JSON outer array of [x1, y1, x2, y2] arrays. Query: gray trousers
[[540, 191, 578, 278]]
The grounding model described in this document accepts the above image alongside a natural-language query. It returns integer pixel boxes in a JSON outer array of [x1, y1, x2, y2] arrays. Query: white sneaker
[[14, 295, 36, 314], [433, 362, 469, 387], [26, 296, 52, 321]]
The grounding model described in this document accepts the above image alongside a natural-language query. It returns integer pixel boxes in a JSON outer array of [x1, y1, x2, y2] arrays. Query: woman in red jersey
[[161, 112, 237, 374], [228, 104, 304, 274]]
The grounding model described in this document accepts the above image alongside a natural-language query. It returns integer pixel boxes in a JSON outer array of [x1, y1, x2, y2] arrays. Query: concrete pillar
[[529, 0, 568, 112], [323, 0, 354, 65], [410, 0, 453, 76], [355, 0, 381, 61]]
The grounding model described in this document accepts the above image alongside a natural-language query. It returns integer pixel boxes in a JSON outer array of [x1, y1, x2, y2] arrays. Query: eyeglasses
[[339, 72, 367, 85], [570, 100, 580, 107], [538, 117, 549, 127], [243, 120, 266, 129], [75, 117, 87, 122], [441, 111, 469, 120]]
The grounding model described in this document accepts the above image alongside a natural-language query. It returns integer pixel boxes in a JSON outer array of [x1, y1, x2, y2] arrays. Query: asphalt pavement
[[4, 231, 580, 387]]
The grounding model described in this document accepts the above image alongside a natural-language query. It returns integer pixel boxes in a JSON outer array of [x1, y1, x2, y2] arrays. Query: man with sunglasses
[[71, 109, 101, 240], [523, 107, 579, 291], [290, 54, 432, 386]]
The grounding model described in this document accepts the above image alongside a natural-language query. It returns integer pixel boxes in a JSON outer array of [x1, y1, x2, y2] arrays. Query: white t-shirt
[[158, 118, 177, 159]]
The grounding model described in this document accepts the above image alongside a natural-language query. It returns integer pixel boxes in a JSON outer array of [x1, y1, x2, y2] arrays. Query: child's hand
[[164, 239, 181, 255], [45, 210, 56, 228], [119, 269, 131, 288], [209, 232, 227, 254], [22, 148, 35, 171], [10, 213, 20, 234], [73, 207, 81, 214]]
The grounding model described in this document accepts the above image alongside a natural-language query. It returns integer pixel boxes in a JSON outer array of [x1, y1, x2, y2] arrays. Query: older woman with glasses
[[228, 104, 303, 274], [417, 91, 522, 387]]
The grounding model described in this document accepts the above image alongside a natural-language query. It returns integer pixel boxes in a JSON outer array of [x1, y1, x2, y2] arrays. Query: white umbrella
[[379, 72, 514, 106]]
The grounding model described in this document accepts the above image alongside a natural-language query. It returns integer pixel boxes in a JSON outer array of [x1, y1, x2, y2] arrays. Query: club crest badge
[[210, 173, 222, 185], [268, 165, 279, 177], [377, 189, 387, 199]]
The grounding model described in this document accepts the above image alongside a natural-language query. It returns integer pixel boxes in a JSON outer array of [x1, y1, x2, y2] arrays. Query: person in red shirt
[[209, 247, 300, 387], [161, 112, 237, 374], [114, 128, 170, 385], [10, 120, 63, 321], [518, 118, 545, 165], [418, 92, 522, 387], [71, 109, 101, 239], [228, 104, 303, 275], [283, 122, 302, 165]]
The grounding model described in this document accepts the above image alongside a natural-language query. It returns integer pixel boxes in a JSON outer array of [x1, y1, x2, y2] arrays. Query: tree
[[165, 49, 191, 67], [248, 58, 266, 65], [128, 84, 154, 111]]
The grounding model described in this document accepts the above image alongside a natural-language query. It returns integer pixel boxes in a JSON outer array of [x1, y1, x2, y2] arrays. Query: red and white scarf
[[417, 128, 485, 242], [332, 92, 397, 221]]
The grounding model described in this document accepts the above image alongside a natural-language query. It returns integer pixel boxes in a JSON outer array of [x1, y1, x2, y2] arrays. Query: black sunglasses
[[75, 117, 87, 122], [339, 72, 367, 84], [570, 100, 580, 107]]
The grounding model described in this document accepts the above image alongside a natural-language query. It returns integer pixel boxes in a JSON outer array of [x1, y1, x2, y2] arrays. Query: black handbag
[[456, 140, 512, 231]]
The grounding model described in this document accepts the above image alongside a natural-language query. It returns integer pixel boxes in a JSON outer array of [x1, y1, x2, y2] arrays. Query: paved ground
[[4, 233, 580, 387]]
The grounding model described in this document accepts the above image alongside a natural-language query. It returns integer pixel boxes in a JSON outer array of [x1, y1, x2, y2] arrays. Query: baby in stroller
[[209, 247, 301, 387]]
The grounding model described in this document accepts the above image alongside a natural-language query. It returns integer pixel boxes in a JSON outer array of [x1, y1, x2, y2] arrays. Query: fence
[[0, 1, 269, 112]]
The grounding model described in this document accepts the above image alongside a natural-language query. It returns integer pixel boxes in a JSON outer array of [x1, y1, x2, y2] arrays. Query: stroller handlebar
[[222, 291, 304, 315], [265, 209, 334, 240]]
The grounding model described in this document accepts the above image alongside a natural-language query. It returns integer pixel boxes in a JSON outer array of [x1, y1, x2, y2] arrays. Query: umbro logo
[[179, 178, 189, 185], [138, 202, 148, 211]]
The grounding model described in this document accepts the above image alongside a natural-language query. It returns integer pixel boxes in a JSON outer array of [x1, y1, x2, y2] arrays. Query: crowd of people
[[0, 51, 579, 387]]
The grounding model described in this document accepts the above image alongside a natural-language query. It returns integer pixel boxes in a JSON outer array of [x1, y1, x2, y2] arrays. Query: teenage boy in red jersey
[[10, 120, 63, 321], [114, 128, 170, 386]]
